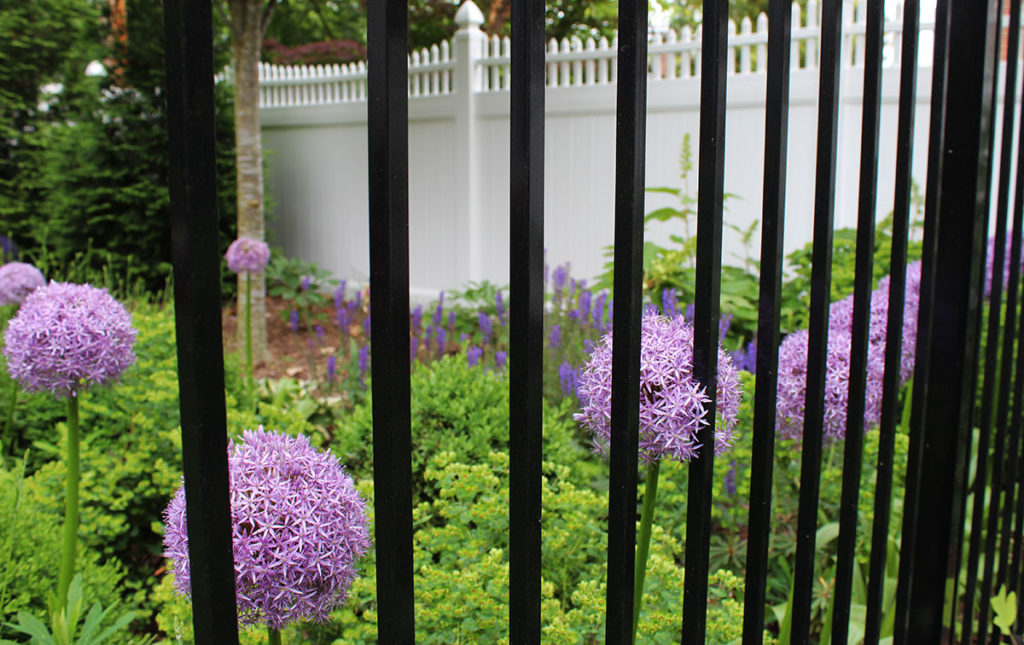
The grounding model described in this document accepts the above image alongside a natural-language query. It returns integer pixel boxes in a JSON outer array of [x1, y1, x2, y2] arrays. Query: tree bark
[[229, 0, 270, 361]]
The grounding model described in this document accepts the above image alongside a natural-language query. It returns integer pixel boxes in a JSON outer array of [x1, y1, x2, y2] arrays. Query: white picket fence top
[[258, 0, 937, 108]]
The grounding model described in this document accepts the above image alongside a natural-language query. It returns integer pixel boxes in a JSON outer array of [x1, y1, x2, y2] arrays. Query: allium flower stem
[[2, 381, 15, 451], [245, 273, 254, 406], [57, 395, 80, 608], [268, 627, 282, 645], [632, 459, 660, 645]]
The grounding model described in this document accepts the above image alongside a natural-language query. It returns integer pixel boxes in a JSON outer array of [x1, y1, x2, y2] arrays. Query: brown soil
[[221, 294, 365, 382]]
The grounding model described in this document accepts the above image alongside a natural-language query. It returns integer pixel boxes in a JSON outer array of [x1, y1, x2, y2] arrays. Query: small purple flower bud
[[549, 324, 562, 349], [425, 325, 434, 350], [593, 292, 607, 328], [437, 328, 447, 356], [412, 305, 424, 331], [334, 281, 346, 309], [467, 346, 483, 367], [724, 460, 737, 497], [358, 345, 369, 376], [731, 339, 757, 373], [719, 313, 733, 344], [578, 290, 592, 325], [363, 315, 371, 338], [495, 350, 507, 369], [326, 355, 337, 382], [433, 293, 444, 328], [337, 308, 351, 332], [662, 289, 679, 318], [495, 291, 505, 323], [684, 303, 694, 321], [553, 264, 569, 295], [558, 361, 580, 399], [478, 312, 493, 343], [301, 276, 311, 292], [289, 308, 299, 332]]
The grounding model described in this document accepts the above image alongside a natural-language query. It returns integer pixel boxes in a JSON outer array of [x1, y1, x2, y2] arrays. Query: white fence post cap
[[455, 1, 484, 29]]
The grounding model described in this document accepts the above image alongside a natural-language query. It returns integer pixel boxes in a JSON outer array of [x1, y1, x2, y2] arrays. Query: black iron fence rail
[[162, 0, 1024, 642]]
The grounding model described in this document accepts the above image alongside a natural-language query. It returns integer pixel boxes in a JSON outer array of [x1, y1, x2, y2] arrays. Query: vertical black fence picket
[[604, 0, 647, 641], [508, 0, 545, 641], [156, 0, 1024, 641], [864, 0, 919, 641], [163, 0, 240, 642], [790, 0, 843, 639], [904, 0, 998, 640], [681, 0, 728, 640], [366, 1, 415, 643]]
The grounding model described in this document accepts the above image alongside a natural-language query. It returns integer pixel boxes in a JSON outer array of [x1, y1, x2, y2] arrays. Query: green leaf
[[992, 585, 1018, 633], [816, 522, 841, 548], [9, 611, 57, 644]]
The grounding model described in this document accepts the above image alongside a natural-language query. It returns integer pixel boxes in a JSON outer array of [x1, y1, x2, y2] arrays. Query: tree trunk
[[231, 3, 269, 362]]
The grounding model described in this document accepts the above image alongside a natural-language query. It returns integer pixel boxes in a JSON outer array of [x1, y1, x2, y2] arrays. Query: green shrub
[[331, 353, 596, 499], [0, 456, 136, 637]]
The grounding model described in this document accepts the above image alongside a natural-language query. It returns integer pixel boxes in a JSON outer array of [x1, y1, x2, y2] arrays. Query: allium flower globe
[[574, 310, 743, 464], [163, 428, 371, 630], [225, 237, 271, 274], [775, 261, 921, 441], [3, 282, 137, 397], [0, 262, 46, 306]]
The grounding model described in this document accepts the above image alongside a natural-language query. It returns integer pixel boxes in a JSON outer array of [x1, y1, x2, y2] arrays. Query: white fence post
[[452, 1, 486, 282]]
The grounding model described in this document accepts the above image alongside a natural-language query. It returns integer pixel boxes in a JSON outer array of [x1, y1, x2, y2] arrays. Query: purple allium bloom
[[4, 282, 136, 398], [412, 305, 423, 331], [467, 346, 483, 367], [724, 460, 737, 497], [358, 346, 369, 378], [163, 428, 371, 630], [549, 324, 562, 349], [0, 262, 46, 306], [326, 355, 337, 383], [495, 350, 507, 369], [574, 310, 743, 464], [558, 361, 580, 399], [289, 308, 299, 332], [225, 237, 271, 274], [334, 281, 346, 309], [478, 312, 493, 343], [437, 328, 447, 356]]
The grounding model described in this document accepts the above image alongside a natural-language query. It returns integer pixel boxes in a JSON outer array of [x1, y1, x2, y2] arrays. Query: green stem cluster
[[632, 459, 661, 644], [57, 395, 80, 609]]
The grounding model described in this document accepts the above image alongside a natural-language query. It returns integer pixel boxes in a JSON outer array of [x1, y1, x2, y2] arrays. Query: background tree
[[221, 0, 278, 361]]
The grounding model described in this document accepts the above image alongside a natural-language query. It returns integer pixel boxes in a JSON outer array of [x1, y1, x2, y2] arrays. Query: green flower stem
[[268, 627, 282, 645], [3, 380, 16, 452], [57, 395, 80, 608], [245, 272, 254, 406], [632, 459, 661, 644]]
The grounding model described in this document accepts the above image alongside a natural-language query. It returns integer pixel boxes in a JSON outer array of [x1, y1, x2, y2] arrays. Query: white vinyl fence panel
[[259, 0, 1018, 300]]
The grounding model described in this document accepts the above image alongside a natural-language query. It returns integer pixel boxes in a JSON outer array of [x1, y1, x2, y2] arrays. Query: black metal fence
[[163, 0, 1024, 642]]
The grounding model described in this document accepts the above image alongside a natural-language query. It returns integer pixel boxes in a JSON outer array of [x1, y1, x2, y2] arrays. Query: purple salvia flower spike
[[467, 346, 483, 367], [495, 350, 507, 369]]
